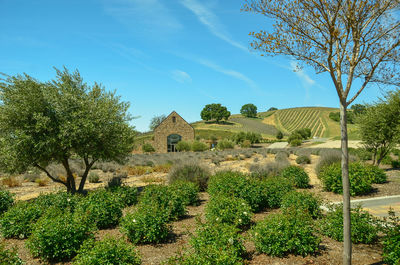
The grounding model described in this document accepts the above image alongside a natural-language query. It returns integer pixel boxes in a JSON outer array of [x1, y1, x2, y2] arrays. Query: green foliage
[[0, 202, 43, 239], [107, 185, 138, 207], [33, 191, 81, 213], [240, 139, 251, 148], [319, 204, 379, 244], [88, 172, 100, 183], [0, 188, 14, 215], [176, 141, 191, 152], [233, 131, 262, 144], [294, 128, 312, 139], [139, 184, 186, 221], [0, 68, 135, 193], [289, 139, 302, 146], [120, 205, 170, 244], [168, 162, 210, 191], [76, 190, 124, 229], [191, 141, 208, 152], [149, 114, 167, 131], [261, 176, 294, 208], [26, 210, 95, 262], [281, 191, 322, 219], [280, 166, 310, 188], [276, 131, 283, 140], [73, 237, 141, 265], [319, 162, 376, 196], [288, 133, 303, 146], [200, 103, 231, 123], [350, 104, 367, 115], [251, 210, 320, 257], [0, 242, 23, 265], [329, 111, 355, 123], [268, 107, 278, 111], [216, 139, 235, 150], [364, 164, 387, 184], [169, 181, 200, 206], [391, 159, 400, 168], [142, 143, 155, 153], [206, 195, 252, 227], [382, 210, 400, 265], [240, 103, 258, 118], [348, 148, 373, 161], [296, 155, 311, 164], [315, 150, 342, 176]]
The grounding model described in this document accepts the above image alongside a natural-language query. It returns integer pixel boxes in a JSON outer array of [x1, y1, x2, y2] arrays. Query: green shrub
[[364, 164, 387, 184], [251, 210, 320, 257], [0, 188, 14, 215], [139, 184, 186, 221], [319, 162, 373, 196], [391, 160, 400, 168], [176, 141, 191, 152], [319, 204, 379, 244], [0, 202, 43, 239], [88, 172, 100, 183], [107, 185, 138, 207], [26, 210, 95, 262], [142, 143, 155, 153], [289, 139, 302, 147], [33, 191, 81, 213], [191, 141, 208, 152], [107, 175, 123, 189], [73, 237, 141, 265], [261, 177, 294, 208], [348, 148, 372, 161], [76, 190, 124, 229], [316, 150, 342, 175], [382, 210, 400, 265], [381, 155, 393, 165], [208, 171, 268, 212], [168, 162, 210, 191], [0, 241, 23, 265], [240, 139, 251, 148], [216, 139, 235, 150], [294, 128, 312, 139], [281, 191, 322, 219], [280, 166, 310, 188], [276, 131, 283, 140], [169, 181, 200, 206], [296, 155, 311, 164], [206, 195, 252, 227], [120, 205, 170, 244]]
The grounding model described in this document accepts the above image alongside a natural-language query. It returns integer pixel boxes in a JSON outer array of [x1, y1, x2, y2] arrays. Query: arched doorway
[[167, 134, 182, 152]]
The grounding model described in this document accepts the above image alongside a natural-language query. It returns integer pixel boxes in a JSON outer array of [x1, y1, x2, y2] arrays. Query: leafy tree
[[0, 68, 135, 194], [276, 131, 283, 140], [350, 104, 367, 116], [240, 103, 257, 118], [149, 114, 166, 131], [267, 107, 278, 112], [244, 1, 400, 264], [200, 103, 231, 123], [358, 90, 400, 165]]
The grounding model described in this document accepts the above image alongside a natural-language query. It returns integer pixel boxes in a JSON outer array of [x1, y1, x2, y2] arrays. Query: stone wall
[[153, 111, 195, 153]]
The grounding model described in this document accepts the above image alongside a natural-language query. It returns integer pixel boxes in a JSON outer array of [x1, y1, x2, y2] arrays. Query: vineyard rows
[[276, 108, 326, 138]]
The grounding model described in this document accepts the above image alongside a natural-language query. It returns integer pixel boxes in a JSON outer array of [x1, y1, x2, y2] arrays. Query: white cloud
[[180, 0, 247, 52], [171, 70, 192, 83]]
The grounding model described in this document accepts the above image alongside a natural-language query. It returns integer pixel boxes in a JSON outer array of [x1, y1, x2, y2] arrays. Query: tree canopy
[[200, 103, 231, 123], [149, 114, 166, 131], [0, 68, 135, 193], [240, 103, 258, 118]]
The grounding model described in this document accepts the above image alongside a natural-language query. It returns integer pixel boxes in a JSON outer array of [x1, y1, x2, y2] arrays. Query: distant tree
[[240, 103, 257, 118], [200, 103, 231, 123], [267, 107, 278, 112], [350, 104, 367, 116], [358, 90, 400, 165], [276, 131, 283, 140], [149, 115, 166, 131], [0, 68, 135, 194], [142, 143, 155, 153]]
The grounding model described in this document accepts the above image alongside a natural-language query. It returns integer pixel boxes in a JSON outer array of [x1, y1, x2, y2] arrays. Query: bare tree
[[243, 1, 400, 264]]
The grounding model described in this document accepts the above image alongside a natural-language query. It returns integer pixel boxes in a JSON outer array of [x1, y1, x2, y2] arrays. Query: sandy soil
[[309, 140, 362, 149]]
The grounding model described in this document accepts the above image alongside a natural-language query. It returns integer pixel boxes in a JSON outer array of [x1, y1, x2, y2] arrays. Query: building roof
[[153, 111, 194, 132]]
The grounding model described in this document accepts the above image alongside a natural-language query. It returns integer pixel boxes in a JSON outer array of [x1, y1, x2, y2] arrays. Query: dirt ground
[[2, 150, 400, 265]]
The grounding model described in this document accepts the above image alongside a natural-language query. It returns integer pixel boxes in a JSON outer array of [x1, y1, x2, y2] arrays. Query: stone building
[[153, 111, 195, 153]]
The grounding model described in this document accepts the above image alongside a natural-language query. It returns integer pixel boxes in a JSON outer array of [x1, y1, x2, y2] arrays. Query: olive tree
[[200, 103, 231, 123], [0, 68, 135, 194], [244, 1, 400, 264], [240, 103, 257, 118]]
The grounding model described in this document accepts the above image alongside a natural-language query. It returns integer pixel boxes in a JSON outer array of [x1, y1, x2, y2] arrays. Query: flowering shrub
[[169, 181, 200, 206], [280, 166, 310, 188], [382, 210, 400, 265], [0, 242, 23, 265], [281, 191, 322, 219], [206, 195, 252, 227], [0, 188, 14, 215]]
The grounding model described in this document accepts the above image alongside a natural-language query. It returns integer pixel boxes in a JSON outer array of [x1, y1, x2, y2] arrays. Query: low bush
[[281, 191, 322, 219], [176, 141, 191, 152], [280, 166, 310, 188], [290, 139, 302, 147], [261, 177, 294, 208], [382, 210, 400, 265], [139, 184, 186, 221], [251, 210, 320, 257], [240, 139, 251, 148], [318, 162, 373, 196], [249, 162, 288, 178], [169, 181, 200, 206], [319, 204, 379, 244], [296, 155, 311, 164], [348, 148, 372, 161], [33, 191, 81, 213], [391, 160, 400, 168], [88, 172, 100, 183], [26, 210, 95, 262], [107, 175, 123, 189], [216, 139, 235, 150], [107, 185, 138, 207], [0, 202, 43, 239], [315, 149, 342, 175], [126, 165, 152, 176], [168, 162, 210, 191], [73, 237, 141, 265], [120, 205, 170, 244], [364, 164, 387, 184], [1, 176, 21, 187], [142, 143, 155, 153], [191, 141, 208, 152], [0, 188, 14, 215], [276, 131, 283, 140], [0, 242, 23, 265], [381, 155, 393, 165], [275, 151, 289, 162], [206, 195, 252, 227], [76, 190, 124, 229]]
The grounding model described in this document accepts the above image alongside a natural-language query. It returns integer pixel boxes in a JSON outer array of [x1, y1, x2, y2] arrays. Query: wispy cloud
[[103, 0, 182, 35], [290, 61, 316, 100], [180, 0, 247, 52], [171, 70, 192, 83]]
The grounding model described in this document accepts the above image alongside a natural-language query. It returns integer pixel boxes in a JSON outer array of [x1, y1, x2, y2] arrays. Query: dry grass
[[1, 176, 21, 187], [141, 175, 165, 184], [153, 163, 172, 173], [35, 178, 49, 187], [126, 166, 153, 176]]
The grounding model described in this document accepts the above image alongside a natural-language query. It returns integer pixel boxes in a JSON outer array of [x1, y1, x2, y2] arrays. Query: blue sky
[[0, 0, 388, 132]]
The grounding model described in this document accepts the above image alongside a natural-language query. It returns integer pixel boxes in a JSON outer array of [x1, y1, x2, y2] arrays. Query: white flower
[[243, 211, 247, 215], [216, 217, 219, 221], [67, 198, 71, 202], [242, 202, 246, 206], [238, 218, 242, 223], [132, 219, 136, 223], [228, 238, 234, 244]]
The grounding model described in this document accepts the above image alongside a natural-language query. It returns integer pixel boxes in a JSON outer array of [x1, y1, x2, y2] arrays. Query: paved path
[[268, 142, 288, 148]]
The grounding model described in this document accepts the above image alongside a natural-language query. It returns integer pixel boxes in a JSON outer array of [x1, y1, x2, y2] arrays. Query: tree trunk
[[62, 158, 76, 194], [340, 101, 352, 265]]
